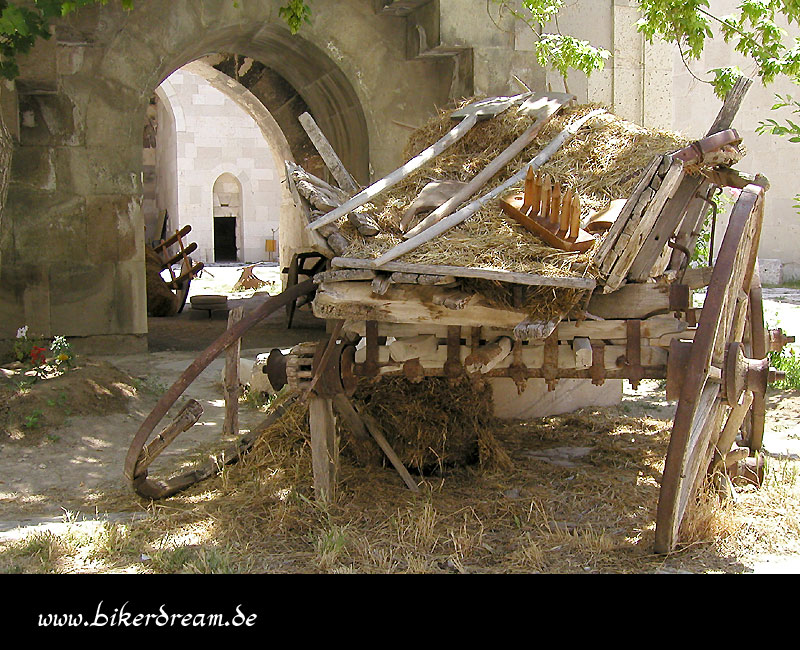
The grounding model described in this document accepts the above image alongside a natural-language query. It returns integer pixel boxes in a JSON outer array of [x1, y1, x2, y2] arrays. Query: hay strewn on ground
[[6, 383, 798, 574], [339, 102, 688, 278]]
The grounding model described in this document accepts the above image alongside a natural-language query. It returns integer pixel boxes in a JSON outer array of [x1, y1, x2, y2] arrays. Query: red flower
[[30, 347, 47, 365]]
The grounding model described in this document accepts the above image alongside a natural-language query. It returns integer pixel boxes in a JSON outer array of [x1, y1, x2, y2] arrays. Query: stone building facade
[[154, 63, 283, 264], [0, 0, 797, 351]]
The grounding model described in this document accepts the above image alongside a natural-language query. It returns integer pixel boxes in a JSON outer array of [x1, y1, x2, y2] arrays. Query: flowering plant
[[13, 326, 36, 363], [30, 347, 47, 365], [11, 327, 74, 377], [50, 336, 74, 370]]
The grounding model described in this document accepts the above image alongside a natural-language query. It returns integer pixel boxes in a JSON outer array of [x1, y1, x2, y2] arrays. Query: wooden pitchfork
[[499, 167, 595, 253]]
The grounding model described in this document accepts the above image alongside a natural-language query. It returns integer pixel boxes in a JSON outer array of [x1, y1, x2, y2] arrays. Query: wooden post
[[223, 306, 244, 436], [298, 112, 360, 194], [309, 395, 338, 502]]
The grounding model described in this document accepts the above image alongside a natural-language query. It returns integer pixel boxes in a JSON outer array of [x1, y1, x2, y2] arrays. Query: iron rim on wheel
[[655, 185, 766, 554]]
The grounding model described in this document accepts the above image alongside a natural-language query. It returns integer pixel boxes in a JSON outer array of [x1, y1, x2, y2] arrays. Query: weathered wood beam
[[331, 257, 596, 289]]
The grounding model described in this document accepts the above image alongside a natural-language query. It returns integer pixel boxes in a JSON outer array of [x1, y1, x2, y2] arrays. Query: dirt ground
[[2, 264, 800, 573], [0, 264, 328, 520]]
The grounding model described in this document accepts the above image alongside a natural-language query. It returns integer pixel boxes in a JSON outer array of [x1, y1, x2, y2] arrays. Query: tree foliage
[[490, 0, 610, 91], [636, 1, 800, 161], [637, 0, 800, 98], [0, 1, 135, 79]]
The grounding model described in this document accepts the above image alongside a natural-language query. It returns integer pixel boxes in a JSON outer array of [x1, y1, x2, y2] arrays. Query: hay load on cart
[[125, 77, 793, 555]]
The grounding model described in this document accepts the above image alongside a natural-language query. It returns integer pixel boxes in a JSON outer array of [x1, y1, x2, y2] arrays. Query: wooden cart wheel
[[655, 185, 766, 554]]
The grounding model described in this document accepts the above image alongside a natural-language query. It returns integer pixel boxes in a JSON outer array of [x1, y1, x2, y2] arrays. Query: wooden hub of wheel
[[723, 341, 782, 406], [668, 338, 782, 407]]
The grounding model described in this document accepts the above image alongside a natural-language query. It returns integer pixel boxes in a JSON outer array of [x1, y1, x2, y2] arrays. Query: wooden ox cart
[[125, 77, 791, 554]]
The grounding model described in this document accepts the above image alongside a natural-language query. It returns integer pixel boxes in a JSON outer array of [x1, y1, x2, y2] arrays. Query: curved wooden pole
[[124, 280, 317, 490]]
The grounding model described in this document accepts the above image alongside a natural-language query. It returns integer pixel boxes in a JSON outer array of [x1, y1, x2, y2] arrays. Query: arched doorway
[[212, 173, 242, 262]]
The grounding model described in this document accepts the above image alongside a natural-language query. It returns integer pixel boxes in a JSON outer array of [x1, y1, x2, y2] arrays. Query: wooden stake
[[309, 396, 338, 502], [223, 306, 244, 436]]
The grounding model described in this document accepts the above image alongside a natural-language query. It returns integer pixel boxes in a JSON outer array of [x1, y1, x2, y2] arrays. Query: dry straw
[[339, 102, 688, 278]]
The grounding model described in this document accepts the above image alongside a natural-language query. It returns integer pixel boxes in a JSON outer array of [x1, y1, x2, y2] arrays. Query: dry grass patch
[[5, 385, 800, 573]]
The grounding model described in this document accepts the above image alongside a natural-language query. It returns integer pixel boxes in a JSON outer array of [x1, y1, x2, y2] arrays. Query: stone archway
[[0, 0, 455, 348]]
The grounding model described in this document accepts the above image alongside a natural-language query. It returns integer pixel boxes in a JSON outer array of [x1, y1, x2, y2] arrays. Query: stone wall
[[0, 0, 455, 347]]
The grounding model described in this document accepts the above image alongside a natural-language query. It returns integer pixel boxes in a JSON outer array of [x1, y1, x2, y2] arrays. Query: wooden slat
[[603, 159, 685, 292], [331, 257, 596, 289], [706, 76, 753, 136], [627, 175, 705, 282], [298, 112, 359, 194]]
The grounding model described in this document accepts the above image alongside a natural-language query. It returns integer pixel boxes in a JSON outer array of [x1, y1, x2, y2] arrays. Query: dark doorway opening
[[214, 217, 238, 262]]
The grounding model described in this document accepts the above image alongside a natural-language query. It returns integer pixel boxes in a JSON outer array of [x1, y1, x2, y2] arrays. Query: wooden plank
[[309, 396, 337, 502], [390, 272, 457, 286], [343, 313, 687, 343], [603, 159, 686, 292], [404, 92, 574, 238], [298, 112, 359, 194], [588, 282, 671, 319], [308, 111, 480, 232], [593, 156, 662, 265], [314, 268, 376, 284], [314, 281, 531, 329], [223, 307, 244, 436], [331, 257, 596, 289], [373, 109, 607, 268]]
